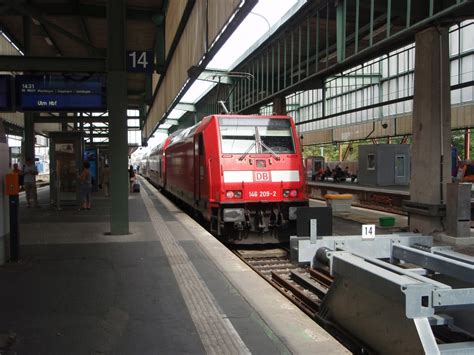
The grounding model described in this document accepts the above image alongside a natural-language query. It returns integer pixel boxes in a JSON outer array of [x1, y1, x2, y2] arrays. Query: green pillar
[[336, 0, 346, 63], [23, 114, 34, 161], [107, 0, 129, 234], [23, 15, 35, 162]]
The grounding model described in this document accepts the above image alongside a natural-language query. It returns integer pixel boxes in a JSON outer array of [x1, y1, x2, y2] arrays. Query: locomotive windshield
[[219, 117, 295, 154]]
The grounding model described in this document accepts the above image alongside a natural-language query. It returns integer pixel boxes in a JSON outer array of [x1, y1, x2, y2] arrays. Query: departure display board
[[0, 75, 12, 111], [16, 75, 106, 111]]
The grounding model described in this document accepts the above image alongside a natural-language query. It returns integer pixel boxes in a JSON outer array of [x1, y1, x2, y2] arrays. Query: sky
[[141, 0, 306, 154]]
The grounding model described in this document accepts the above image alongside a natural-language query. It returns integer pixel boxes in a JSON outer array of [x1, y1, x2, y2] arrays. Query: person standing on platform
[[79, 161, 92, 210], [101, 163, 111, 197], [23, 158, 39, 208], [129, 165, 135, 192]]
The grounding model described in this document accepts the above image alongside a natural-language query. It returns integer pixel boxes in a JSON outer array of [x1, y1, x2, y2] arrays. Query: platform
[[0, 178, 348, 354], [307, 180, 474, 223], [307, 180, 410, 196]]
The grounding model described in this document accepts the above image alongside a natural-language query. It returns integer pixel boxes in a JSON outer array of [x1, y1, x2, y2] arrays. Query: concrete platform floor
[[0, 180, 348, 354]]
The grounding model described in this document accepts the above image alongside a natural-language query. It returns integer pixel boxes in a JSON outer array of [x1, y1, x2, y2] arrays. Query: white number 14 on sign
[[362, 224, 375, 240], [129, 51, 149, 69]]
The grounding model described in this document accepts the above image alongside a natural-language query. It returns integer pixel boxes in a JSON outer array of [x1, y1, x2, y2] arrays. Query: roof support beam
[[33, 115, 109, 123], [0, 55, 105, 72], [0, 3, 159, 21], [2, 1, 104, 56], [37, 22, 62, 56], [74, 0, 95, 57]]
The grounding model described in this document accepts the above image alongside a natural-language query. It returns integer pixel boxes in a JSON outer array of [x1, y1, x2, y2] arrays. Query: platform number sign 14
[[126, 51, 153, 73], [362, 224, 376, 240]]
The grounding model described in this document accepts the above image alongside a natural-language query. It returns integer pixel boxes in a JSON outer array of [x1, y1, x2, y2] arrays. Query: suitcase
[[132, 182, 140, 193]]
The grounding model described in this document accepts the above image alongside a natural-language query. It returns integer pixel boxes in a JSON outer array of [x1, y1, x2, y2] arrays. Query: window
[[367, 154, 376, 170], [219, 117, 295, 154], [395, 155, 405, 177]]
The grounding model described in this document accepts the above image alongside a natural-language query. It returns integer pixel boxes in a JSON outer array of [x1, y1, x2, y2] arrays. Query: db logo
[[254, 172, 270, 181]]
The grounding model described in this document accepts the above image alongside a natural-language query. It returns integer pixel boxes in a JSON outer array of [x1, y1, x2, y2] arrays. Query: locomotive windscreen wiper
[[238, 128, 280, 161], [255, 127, 280, 161], [259, 140, 281, 161], [238, 138, 256, 161]]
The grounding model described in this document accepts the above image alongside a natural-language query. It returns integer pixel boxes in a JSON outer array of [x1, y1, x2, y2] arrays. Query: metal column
[[107, 0, 129, 235]]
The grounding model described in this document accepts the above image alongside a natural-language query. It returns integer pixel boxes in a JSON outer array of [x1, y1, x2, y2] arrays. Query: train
[[141, 114, 308, 244]]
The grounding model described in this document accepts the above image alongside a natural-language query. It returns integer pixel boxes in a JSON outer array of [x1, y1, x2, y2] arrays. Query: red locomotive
[[145, 114, 308, 243]]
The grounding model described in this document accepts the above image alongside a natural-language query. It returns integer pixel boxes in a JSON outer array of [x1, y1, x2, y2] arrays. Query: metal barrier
[[291, 233, 474, 354]]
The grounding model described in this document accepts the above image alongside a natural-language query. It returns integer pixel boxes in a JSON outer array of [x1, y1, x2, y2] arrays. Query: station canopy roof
[[0, 0, 164, 134], [0, 0, 256, 142]]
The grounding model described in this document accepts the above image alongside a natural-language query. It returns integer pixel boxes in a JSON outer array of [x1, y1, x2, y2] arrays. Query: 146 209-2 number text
[[249, 191, 277, 198]]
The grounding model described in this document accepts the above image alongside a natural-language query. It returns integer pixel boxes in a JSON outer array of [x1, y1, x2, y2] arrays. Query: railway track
[[232, 247, 367, 353], [233, 248, 323, 314]]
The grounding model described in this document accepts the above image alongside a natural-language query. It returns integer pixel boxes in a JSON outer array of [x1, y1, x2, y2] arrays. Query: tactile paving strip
[[141, 183, 250, 355]]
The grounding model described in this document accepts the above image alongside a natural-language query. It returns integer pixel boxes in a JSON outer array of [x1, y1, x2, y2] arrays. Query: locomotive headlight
[[226, 190, 242, 199], [283, 189, 298, 198]]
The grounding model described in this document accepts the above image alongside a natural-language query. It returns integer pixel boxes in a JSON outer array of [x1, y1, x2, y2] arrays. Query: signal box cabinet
[[358, 144, 410, 186]]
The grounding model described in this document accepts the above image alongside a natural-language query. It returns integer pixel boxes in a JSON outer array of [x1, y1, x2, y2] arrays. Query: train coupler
[[257, 210, 265, 230], [277, 210, 283, 227], [244, 210, 251, 229], [269, 210, 277, 229]]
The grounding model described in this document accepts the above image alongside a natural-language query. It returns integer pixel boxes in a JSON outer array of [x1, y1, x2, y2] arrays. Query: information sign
[[16, 75, 106, 111], [126, 50, 154, 73], [362, 224, 376, 240]]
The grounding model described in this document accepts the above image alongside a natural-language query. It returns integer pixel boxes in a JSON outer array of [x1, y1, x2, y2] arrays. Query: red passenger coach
[[147, 136, 173, 189], [160, 114, 308, 243]]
